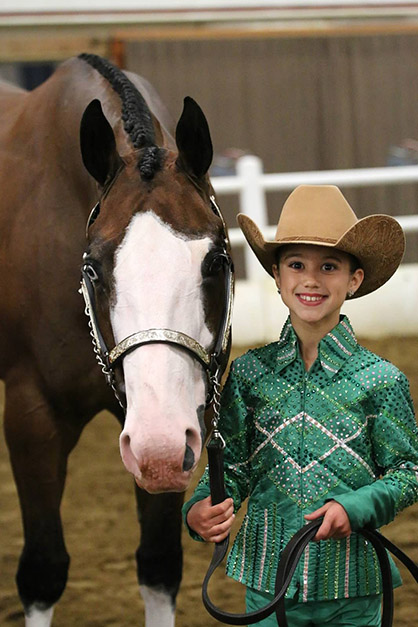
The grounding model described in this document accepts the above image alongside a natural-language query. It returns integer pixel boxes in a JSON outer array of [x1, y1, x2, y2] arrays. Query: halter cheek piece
[[80, 195, 234, 411]]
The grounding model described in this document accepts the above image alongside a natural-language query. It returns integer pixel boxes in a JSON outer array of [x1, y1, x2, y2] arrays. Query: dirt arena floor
[[1, 337, 418, 626]]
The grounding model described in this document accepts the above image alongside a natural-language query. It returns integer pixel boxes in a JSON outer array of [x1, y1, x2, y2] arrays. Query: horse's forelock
[[138, 146, 165, 181]]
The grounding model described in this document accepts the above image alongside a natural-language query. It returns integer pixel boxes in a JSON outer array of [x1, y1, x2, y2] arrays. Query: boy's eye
[[322, 263, 336, 271], [289, 261, 303, 269]]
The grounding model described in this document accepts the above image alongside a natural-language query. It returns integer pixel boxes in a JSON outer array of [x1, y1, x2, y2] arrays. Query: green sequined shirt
[[183, 316, 418, 601]]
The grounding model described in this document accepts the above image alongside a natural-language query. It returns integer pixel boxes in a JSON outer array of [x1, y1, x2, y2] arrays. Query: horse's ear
[[175, 97, 213, 178], [80, 99, 122, 186]]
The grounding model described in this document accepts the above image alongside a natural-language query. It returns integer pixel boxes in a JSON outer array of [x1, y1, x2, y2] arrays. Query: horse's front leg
[[4, 373, 81, 627], [135, 487, 184, 627]]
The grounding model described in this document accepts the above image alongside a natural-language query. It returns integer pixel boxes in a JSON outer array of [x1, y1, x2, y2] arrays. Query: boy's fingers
[[210, 531, 229, 543], [210, 508, 234, 527], [208, 498, 234, 521], [199, 506, 235, 536], [188, 497, 235, 541], [211, 497, 234, 513], [207, 517, 235, 542], [305, 503, 330, 519], [314, 518, 331, 541], [203, 508, 233, 528], [305, 509, 321, 520]]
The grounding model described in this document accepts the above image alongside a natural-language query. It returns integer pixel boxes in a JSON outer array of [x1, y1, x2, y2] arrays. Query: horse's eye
[[208, 253, 226, 275], [84, 264, 99, 282]]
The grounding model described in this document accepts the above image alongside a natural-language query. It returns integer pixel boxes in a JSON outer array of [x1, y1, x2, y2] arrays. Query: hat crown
[[236, 183, 405, 298], [276, 185, 358, 244]]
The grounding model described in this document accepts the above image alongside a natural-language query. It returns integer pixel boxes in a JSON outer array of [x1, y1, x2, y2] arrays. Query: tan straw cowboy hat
[[237, 185, 405, 298]]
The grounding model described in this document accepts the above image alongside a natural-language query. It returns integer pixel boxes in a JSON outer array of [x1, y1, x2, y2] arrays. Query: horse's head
[[79, 96, 233, 493]]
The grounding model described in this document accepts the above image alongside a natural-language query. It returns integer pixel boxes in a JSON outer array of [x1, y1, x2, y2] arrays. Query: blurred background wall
[[2, 2, 418, 338], [124, 31, 418, 263]]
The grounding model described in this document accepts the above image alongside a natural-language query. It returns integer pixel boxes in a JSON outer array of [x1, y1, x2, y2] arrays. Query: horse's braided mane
[[78, 52, 157, 153], [79, 53, 164, 180], [138, 146, 163, 180]]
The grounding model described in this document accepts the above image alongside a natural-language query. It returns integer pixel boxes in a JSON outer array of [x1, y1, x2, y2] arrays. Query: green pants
[[245, 588, 382, 627]]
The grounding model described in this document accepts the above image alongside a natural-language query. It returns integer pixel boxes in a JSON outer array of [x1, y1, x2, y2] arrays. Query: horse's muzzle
[[119, 426, 200, 493]]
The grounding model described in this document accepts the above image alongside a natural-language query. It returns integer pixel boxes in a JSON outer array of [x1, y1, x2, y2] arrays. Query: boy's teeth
[[301, 295, 321, 302]]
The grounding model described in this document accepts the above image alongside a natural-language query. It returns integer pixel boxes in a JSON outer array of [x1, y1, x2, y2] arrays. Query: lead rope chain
[[82, 296, 125, 410], [209, 366, 225, 447]]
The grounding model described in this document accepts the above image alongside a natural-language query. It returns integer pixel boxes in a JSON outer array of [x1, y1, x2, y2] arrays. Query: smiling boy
[[183, 185, 418, 626]]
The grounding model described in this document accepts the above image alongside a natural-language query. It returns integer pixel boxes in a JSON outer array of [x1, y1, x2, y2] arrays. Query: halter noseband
[[80, 195, 234, 410]]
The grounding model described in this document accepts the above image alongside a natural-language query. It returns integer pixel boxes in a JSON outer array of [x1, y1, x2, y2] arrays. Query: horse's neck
[[0, 79, 26, 97], [0, 61, 102, 226], [0, 81, 29, 133], [125, 70, 176, 150]]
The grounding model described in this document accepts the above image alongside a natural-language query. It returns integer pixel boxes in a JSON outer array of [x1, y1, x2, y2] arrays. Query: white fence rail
[[211, 157, 418, 341], [212, 156, 418, 280]]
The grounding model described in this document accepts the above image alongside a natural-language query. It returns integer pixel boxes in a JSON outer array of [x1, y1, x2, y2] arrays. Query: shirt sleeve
[[335, 370, 418, 531], [182, 360, 252, 539]]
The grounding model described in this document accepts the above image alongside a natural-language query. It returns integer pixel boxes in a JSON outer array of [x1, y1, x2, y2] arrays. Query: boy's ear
[[350, 267, 365, 295], [272, 263, 280, 284]]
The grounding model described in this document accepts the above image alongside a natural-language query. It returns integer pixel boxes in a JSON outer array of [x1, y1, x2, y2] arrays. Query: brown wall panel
[[125, 34, 418, 263]]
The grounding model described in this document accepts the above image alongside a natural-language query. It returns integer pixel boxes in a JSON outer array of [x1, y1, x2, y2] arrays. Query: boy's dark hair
[[348, 253, 362, 273]]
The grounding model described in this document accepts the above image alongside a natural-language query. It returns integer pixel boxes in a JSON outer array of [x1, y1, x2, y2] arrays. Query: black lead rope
[[202, 437, 418, 626]]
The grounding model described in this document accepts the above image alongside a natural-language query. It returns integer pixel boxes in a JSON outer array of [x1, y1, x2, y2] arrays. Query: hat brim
[[237, 213, 405, 298]]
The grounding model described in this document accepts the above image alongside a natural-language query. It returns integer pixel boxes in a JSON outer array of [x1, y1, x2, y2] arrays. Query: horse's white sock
[[140, 585, 175, 627], [25, 605, 54, 627]]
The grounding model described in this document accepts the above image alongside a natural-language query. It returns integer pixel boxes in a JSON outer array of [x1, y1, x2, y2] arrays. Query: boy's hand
[[304, 500, 351, 541], [186, 496, 235, 543]]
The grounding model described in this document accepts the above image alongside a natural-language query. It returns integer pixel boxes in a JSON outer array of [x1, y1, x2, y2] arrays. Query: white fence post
[[211, 160, 418, 340], [236, 155, 268, 280]]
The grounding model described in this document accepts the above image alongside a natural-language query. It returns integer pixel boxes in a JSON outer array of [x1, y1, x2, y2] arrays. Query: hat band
[[277, 235, 338, 244]]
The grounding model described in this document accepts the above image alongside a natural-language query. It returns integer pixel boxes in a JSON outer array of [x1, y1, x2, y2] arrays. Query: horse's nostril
[[183, 429, 198, 471], [183, 444, 195, 471], [120, 432, 131, 451]]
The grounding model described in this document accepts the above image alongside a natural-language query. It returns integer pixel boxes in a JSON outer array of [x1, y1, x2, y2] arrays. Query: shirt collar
[[275, 318, 299, 372], [319, 315, 358, 377], [275, 315, 358, 377]]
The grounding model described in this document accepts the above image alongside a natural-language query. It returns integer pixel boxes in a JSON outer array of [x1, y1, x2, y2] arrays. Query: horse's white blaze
[[112, 211, 213, 492], [139, 585, 175, 627], [25, 605, 54, 627]]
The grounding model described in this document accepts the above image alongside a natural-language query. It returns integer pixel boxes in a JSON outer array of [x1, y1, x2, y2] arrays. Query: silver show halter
[[80, 195, 234, 416]]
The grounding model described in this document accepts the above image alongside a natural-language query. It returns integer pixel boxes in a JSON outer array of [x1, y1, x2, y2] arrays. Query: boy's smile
[[296, 293, 327, 305], [273, 244, 364, 335]]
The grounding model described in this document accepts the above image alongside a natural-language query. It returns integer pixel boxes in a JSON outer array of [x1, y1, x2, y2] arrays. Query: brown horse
[[0, 54, 232, 626]]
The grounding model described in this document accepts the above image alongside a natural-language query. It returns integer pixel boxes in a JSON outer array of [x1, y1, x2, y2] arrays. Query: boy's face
[[272, 244, 364, 332]]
